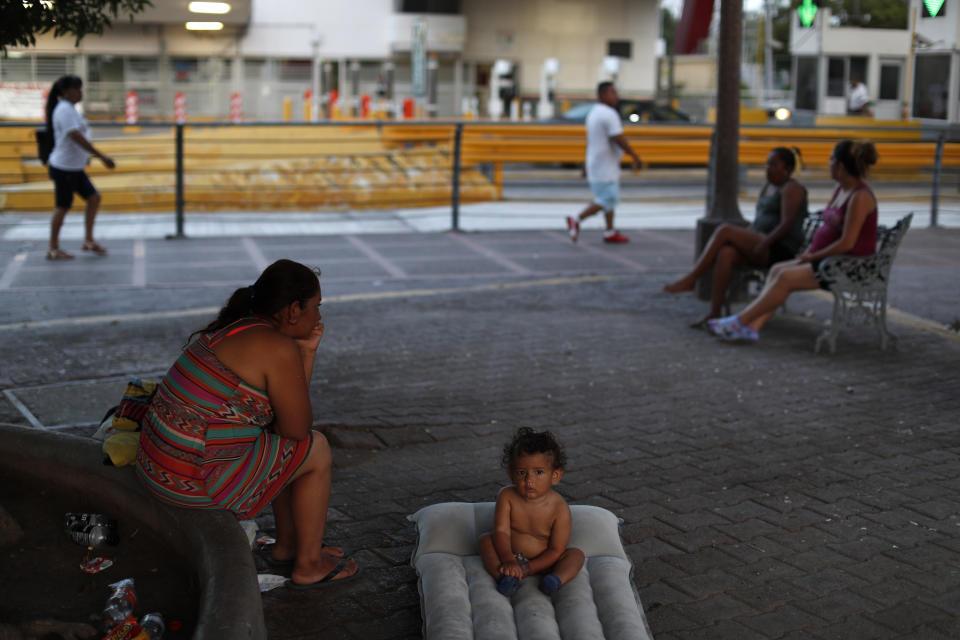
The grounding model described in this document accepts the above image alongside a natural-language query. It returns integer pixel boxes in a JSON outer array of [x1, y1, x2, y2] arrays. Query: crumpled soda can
[[80, 556, 114, 574], [64, 512, 119, 547]]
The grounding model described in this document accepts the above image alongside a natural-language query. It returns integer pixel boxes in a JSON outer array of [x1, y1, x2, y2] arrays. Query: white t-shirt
[[585, 102, 624, 182], [848, 83, 869, 111], [48, 99, 90, 171]]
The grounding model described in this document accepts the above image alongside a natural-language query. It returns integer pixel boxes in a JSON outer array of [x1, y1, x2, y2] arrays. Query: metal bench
[[814, 212, 913, 354]]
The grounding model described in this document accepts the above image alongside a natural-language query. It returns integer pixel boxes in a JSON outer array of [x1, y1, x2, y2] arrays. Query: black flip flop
[[255, 544, 352, 569], [284, 560, 362, 590]]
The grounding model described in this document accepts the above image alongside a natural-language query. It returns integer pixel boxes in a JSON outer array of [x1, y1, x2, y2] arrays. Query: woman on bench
[[664, 147, 808, 327], [706, 139, 878, 343]]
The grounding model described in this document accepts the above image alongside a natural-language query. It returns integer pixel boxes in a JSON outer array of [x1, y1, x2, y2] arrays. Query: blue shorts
[[589, 181, 619, 212], [49, 166, 97, 210]]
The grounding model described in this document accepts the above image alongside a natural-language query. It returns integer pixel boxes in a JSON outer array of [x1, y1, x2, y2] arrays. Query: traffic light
[[797, 0, 818, 28], [923, 0, 946, 18]]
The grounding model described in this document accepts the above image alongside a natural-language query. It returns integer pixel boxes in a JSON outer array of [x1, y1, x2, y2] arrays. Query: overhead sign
[[797, 0, 817, 28], [411, 20, 427, 98], [923, 0, 946, 17]]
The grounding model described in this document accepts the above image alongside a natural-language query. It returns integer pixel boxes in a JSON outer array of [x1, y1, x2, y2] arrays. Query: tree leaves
[[1, 0, 153, 54]]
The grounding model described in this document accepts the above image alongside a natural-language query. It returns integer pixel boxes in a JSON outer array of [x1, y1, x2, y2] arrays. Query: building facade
[[910, 0, 959, 121], [0, 0, 659, 121], [789, 5, 911, 120]]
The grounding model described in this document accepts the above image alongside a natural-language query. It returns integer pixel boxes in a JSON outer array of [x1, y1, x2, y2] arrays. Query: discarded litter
[[256, 535, 276, 546], [103, 578, 137, 629], [140, 612, 165, 639], [101, 615, 143, 640], [81, 556, 114, 574], [258, 573, 286, 592], [99, 579, 168, 639], [65, 512, 119, 547]]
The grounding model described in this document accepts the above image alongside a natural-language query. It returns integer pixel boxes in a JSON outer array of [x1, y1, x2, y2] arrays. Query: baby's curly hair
[[501, 427, 567, 470]]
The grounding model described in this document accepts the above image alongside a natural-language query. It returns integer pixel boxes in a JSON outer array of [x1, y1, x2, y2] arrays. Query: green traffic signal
[[797, 0, 817, 28], [924, 0, 946, 17]]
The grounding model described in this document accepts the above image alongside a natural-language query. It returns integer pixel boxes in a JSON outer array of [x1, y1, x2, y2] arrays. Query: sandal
[[255, 543, 350, 569], [284, 559, 362, 590], [45, 248, 74, 260], [82, 242, 108, 255]]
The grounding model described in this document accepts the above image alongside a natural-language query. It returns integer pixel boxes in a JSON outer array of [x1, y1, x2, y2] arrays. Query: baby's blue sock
[[540, 573, 562, 596], [497, 575, 520, 597]]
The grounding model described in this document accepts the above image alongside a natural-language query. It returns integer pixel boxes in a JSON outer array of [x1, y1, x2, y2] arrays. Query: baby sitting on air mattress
[[478, 427, 584, 597]]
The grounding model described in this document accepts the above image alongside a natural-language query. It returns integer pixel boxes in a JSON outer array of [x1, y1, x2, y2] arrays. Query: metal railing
[[1, 120, 957, 233]]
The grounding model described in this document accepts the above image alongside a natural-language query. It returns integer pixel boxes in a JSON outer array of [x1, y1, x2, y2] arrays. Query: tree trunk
[[697, 0, 746, 300]]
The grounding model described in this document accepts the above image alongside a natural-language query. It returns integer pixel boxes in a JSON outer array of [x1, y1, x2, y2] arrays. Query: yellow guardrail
[[0, 121, 950, 210]]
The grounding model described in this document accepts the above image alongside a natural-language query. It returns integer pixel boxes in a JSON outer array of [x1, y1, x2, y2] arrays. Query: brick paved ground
[[1, 227, 959, 639]]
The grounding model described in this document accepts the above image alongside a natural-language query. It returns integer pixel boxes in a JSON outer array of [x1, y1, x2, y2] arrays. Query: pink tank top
[[809, 184, 877, 256]]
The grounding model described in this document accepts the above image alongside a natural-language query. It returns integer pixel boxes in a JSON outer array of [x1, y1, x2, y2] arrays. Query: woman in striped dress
[[136, 259, 358, 587]]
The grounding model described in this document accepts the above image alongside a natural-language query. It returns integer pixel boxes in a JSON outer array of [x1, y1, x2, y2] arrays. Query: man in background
[[566, 82, 641, 244], [848, 76, 873, 117]]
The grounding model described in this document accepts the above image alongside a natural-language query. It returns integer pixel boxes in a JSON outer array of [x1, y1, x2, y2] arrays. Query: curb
[[0, 424, 266, 639]]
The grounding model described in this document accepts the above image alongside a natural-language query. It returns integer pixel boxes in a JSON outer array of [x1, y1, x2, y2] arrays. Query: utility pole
[[696, 0, 745, 300], [764, 0, 774, 100]]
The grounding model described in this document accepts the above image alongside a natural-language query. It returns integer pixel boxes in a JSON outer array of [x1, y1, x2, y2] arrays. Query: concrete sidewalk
[[1, 221, 959, 639]]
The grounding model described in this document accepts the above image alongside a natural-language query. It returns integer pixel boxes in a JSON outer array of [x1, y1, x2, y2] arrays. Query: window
[[278, 59, 311, 82], [849, 56, 867, 86], [827, 57, 845, 97], [172, 58, 199, 83], [399, 0, 460, 13], [36, 56, 71, 81], [88, 56, 124, 83], [913, 54, 950, 119], [244, 59, 265, 80], [879, 64, 900, 101], [127, 57, 159, 82], [608, 41, 632, 59], [0, 56, 32, 81], [795, 57, 818, 110]]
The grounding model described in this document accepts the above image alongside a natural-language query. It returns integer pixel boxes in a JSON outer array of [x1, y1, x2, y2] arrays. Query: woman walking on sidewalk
[[664, 147, 808, 326], [44, 75, 115, 260]]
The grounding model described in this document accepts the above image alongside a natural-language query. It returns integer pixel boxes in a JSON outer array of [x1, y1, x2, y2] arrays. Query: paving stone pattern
[[1, 228, 959, 639]]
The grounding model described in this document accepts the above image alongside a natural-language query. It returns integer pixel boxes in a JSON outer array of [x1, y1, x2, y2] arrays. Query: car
[[559, 99, 694, 123]]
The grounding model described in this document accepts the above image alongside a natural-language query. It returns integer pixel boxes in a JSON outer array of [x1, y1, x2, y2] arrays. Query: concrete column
[[453, 56, 463, 118], [311, 46, 321, 120], [950, 51, 960, 123], [232, 49, 243, 94], [158, 27, 171, 120], [76, 54, 88, 88]]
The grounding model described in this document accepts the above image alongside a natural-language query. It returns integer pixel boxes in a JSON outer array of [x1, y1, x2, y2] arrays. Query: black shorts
[[810, 259, 832, 290], [48, 166, 97, 210], [766, 241, 796, 267]]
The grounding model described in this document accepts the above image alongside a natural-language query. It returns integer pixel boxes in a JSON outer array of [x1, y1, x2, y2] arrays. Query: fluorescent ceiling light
[[188, 2, 231, 14], [185, 21, 224, 30]]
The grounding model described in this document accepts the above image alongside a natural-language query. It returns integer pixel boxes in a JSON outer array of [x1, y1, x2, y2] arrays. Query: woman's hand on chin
[[295, 321, 325, 353]]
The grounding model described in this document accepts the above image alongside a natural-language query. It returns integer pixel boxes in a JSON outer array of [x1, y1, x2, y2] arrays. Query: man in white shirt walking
[[566, 82, 641, 243]]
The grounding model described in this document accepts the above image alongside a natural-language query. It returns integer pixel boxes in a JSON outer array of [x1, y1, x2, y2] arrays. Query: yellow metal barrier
[[0, 121, 949, 211], [814, 115, 922, 128]]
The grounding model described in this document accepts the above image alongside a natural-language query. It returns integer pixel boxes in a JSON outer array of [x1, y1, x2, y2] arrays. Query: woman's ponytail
[[186, 260, 320, 346], [45, 75, 82, 133], [45, 78, 62, 132], [833, 139, 878, 179]]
